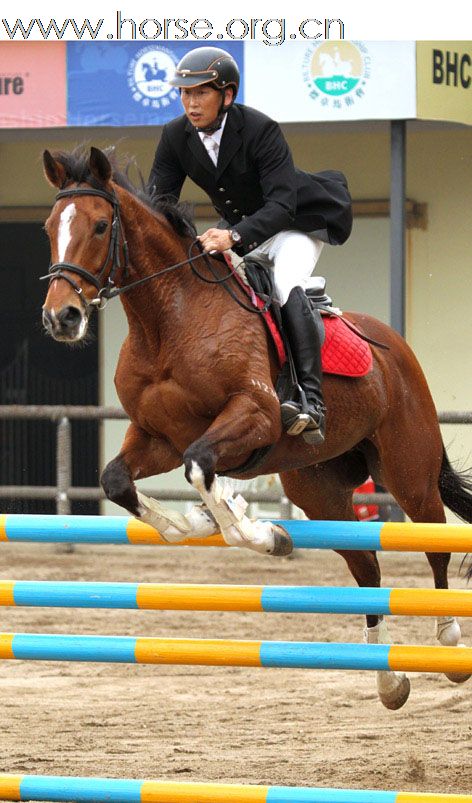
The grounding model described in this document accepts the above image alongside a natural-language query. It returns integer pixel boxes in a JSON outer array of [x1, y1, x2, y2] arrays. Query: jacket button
[[218, 187, 225, 192], [225, 200, 232, 205], [232, 209, 240, 214]]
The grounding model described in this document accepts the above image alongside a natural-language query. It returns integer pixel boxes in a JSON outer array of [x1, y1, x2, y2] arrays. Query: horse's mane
[[50, 145, 197, 239]]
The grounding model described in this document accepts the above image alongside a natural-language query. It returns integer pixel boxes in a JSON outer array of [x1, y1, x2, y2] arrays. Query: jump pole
[[1, 514, 472, 552], [0, 774, 470, 802], [1, 581, 471, 617], [1, 634, 472, 674]]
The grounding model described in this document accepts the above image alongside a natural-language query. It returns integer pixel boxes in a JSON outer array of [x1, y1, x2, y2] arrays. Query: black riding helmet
[[169, 46, 240, 97], [170, 47, 240, 133]]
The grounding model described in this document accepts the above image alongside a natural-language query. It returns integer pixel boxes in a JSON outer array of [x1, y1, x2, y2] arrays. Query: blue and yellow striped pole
[[1, 581, 471, 617], [1, 514, 472, 552], [1, 634, 472, 674], [0, 774, 470, 802]]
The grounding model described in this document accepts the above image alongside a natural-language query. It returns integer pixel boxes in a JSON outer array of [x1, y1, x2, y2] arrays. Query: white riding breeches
[[247, 230, 324, 305]]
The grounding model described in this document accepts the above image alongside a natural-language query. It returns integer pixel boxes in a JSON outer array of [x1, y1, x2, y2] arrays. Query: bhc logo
[[127, 46, 180, 110], [302, 41, 371, 111]]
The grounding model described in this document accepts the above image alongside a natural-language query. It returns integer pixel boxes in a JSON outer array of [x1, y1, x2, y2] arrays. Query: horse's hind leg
[[101, 423, 218, 542], [423, 551, 468, 681], [374, 421, 471, 684], [280, 458, 410, 710]]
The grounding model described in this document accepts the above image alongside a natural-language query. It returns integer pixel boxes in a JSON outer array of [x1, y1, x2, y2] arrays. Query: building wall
[[407, 127, 472, 498]]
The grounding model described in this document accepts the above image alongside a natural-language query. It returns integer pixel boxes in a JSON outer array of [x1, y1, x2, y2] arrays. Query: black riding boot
[[280, 286, 326, 445]]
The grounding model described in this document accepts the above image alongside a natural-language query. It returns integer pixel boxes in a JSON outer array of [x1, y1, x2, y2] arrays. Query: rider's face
[[181, 85, 232, 128]]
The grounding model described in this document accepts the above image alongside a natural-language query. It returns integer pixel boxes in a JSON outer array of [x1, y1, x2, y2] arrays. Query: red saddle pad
[[321, 315, 373, 377], [226, 259, 372, 377], [259, 305, 373, 377]]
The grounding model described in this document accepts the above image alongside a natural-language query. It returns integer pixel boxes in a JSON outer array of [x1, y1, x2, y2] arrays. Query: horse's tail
[[438, 447, 472, 522], [438, 446, 472, 578]]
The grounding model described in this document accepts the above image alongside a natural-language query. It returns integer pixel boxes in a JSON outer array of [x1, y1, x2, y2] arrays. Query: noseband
[[40, 187, 130, 310]]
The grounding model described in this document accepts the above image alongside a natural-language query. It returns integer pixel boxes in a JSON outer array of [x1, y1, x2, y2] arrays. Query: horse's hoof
[[270, 524, 293, 556], [379, 675, 411, 710], [445, 645, 471, 683], [445, 671, 471, 684]]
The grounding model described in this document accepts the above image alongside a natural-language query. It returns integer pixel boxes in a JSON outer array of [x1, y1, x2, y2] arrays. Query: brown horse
[[41, 146, 472, 709]]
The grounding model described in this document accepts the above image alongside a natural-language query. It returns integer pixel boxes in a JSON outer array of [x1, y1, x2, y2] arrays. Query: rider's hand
[[198, 228, 233, 253]]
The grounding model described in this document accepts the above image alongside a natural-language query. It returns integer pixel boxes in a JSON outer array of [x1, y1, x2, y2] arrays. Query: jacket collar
[[185, 104, 243, 178]]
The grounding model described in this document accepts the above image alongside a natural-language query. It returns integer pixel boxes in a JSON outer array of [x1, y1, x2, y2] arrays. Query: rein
[[41, 185, 272, 315]]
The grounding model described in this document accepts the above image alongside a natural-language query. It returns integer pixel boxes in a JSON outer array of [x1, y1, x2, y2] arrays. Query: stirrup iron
[[286, 413, 312, 436]]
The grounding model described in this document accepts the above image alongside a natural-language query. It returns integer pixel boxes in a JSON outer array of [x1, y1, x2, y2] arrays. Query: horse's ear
[[43, 150, 67, 188], [89, 146, 112, 184]]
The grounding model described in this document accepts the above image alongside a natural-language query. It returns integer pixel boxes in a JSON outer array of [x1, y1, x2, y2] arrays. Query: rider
[[148, 46, 353, 444]]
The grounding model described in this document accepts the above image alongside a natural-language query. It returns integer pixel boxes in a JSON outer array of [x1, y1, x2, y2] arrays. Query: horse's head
[[42, 146, 126, 343]]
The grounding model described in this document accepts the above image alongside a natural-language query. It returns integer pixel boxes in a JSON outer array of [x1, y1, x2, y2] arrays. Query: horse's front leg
[[101, 423, 218, 542], [182, 393, 293, 556]]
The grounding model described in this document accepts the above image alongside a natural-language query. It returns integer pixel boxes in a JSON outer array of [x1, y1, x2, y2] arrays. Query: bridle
[[41, 184, 272, 315], [41, 186, 130, 310]]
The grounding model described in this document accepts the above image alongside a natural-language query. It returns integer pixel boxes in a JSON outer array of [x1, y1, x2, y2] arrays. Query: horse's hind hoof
[[270, 524, 293, 556], [445, 671, 471, 684], [445, 645, 471, 683], [379, 675, 411, 710]]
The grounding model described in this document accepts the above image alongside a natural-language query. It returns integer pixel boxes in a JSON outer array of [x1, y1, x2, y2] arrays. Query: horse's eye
[[95, 220, 108, 235]]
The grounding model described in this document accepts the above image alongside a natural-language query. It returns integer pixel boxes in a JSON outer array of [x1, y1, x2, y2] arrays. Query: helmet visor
[[168, 69, 219, 89]]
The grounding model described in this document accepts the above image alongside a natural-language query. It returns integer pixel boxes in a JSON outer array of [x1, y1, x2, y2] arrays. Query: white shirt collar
[[198, 113, 227, 147]]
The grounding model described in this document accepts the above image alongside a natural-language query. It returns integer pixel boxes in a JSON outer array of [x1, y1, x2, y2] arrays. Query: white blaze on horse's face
[[42, 200, 90, 343], [57, 202, 76, 262]]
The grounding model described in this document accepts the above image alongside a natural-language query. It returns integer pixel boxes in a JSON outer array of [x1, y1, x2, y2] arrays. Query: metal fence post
[[56, 416, 72, 515], [279, 495, 293, 519]]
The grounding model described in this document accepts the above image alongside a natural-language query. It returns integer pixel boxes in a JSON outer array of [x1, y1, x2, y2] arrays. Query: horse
[[41, 145, 472, 710]]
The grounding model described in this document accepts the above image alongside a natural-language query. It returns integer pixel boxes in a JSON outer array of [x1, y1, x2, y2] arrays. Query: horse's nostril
[[58, 306, 82, 329]]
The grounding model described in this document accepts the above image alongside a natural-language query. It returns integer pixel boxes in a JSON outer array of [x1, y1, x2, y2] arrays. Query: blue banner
[[67, 42, 244, 127]]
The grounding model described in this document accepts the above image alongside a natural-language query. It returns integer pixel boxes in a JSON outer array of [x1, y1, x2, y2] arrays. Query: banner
[[0, 43, 66, 127], [244, 40, 417, 122], [67, 41, 244, 126], [3, 41, 471, 128], [416, 41, 472, 126]]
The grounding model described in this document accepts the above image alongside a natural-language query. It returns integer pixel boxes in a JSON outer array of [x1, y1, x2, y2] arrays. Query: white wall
[[407, 128, 472, 513], [318, 218, 390, 322]]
